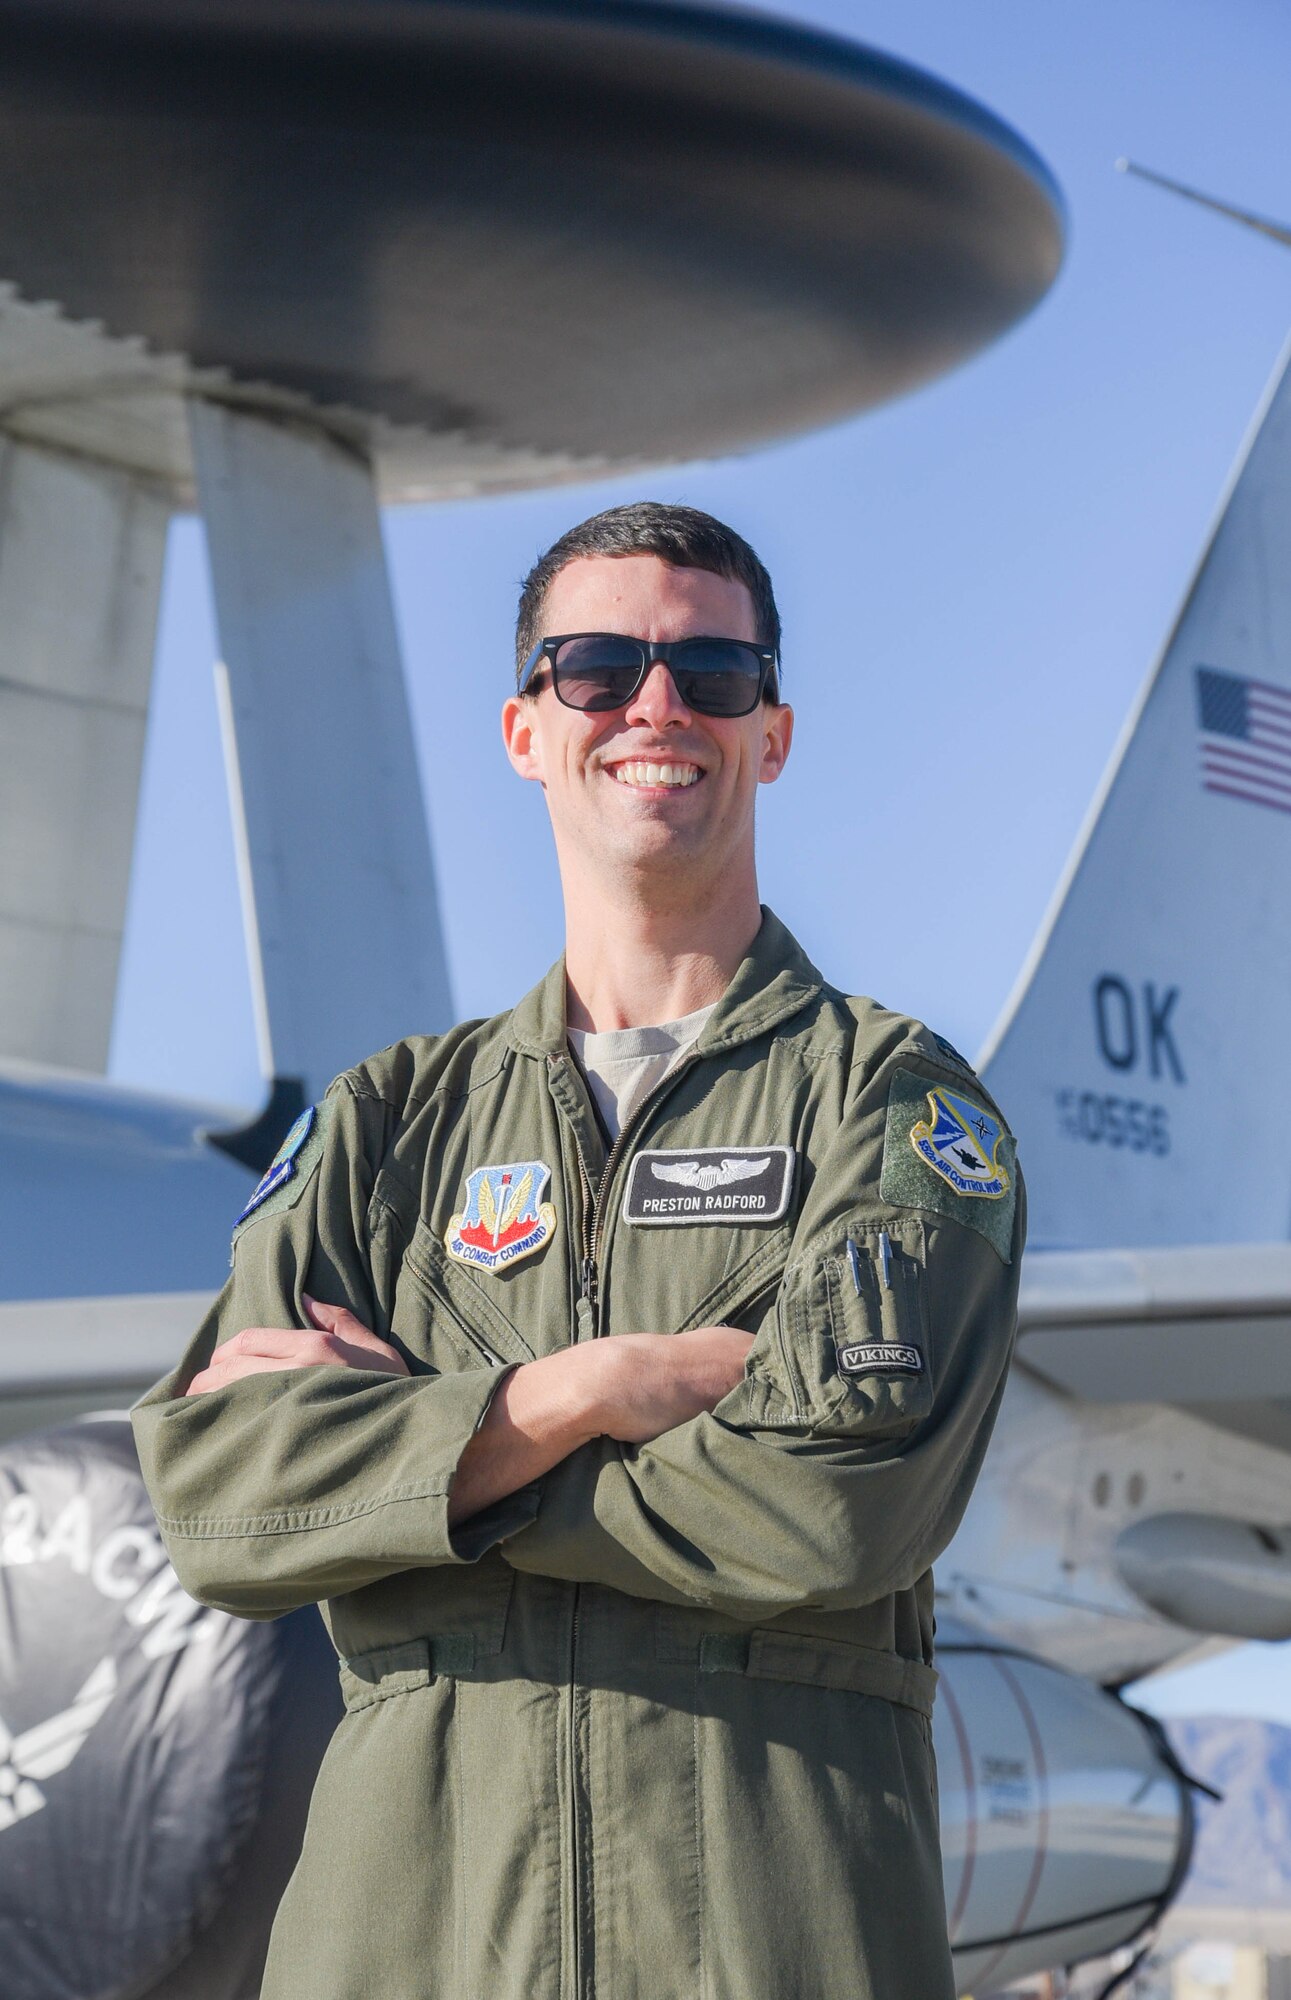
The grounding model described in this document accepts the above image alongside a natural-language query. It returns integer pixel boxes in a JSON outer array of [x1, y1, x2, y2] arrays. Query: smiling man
[[134, 502, 1025, 2000]]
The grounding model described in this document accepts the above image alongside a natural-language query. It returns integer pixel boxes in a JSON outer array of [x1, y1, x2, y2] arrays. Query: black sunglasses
[[519, 632, 779, 717]]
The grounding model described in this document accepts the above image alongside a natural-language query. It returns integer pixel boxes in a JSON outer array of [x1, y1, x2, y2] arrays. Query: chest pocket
[[672, 1223, 794, 1340], [390, 1217, 535, 1375], [770, 1219, 934, 1440]]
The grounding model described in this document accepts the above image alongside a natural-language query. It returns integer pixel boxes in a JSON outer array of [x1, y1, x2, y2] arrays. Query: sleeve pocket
[[771, 1220, 935, 1438]]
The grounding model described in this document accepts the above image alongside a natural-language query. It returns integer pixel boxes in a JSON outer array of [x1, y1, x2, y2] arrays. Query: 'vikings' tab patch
[[879, 1068, 1017, 1262], [623, 1146, 795, 1226], [837, 1342, 924, 1376], [234, 1103, 323, 1231], [446, 1161, 557, 1273]]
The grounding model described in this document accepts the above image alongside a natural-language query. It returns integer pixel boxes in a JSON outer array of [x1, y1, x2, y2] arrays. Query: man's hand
[[586, 1327, 754, 1443], [184, 1296, 410, 1397], [182, 1296, 752, 1529], [447, 1324, 755, 1526]]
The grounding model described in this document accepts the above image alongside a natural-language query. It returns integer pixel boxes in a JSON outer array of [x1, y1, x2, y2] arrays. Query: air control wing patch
[[911, 1085, 1010, 1199], [234, 1104, 320, 1230], [623, 1146, 795, 1226], [446, 1161, 557, 1273], [879, 1068, 1017, 1261]]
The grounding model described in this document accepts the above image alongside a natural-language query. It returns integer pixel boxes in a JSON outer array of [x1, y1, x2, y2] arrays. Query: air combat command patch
[[446, 1161, 557, 1273], [879, 1067, 1018, 1261]]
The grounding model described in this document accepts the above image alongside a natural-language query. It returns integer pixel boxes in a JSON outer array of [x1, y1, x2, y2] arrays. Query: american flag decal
[[1196, 666, 1291, 818]]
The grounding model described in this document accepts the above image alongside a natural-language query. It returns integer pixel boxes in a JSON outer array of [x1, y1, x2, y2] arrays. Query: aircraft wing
[[1017, 1242, 1291, 1453], [0, 1289, 216, 1448]]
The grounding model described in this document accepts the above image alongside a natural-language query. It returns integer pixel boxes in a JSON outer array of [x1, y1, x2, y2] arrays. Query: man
[[134, 501, 1024, 2000]]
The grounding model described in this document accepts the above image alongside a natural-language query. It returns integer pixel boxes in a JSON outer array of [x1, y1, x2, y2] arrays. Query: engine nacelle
[[1116, 1511, 1291, 1640], [936, 1622, 1194, 1995]]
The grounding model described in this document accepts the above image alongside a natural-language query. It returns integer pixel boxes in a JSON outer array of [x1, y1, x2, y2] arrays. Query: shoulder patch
[[931, 1033, 975, 1075], [879, 1068, 1017, 1261], [233, 1100, 331, 1236]]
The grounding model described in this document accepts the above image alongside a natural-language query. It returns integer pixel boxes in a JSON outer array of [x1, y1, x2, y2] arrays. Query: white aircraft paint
[[983, 333, 1291, 1249]]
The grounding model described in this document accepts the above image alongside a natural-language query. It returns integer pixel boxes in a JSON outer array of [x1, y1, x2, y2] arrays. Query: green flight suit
[[133, 910, 1025, 2000]]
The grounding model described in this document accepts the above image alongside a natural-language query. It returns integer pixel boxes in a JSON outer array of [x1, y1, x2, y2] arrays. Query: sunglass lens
[[552, 636, 644, 711], [672, 640, 764, 716]]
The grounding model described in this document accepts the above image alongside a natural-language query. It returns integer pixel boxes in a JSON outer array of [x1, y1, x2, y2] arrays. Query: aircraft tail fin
[[982, 334, 1291, 1249]]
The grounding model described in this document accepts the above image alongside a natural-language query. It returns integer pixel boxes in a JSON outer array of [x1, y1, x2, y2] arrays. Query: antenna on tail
[[1115, 159, 1291, 251]]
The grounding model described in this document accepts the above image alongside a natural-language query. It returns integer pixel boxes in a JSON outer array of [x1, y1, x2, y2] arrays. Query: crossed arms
[[132, 1060, 1021, 1625], [187, 1298, 754, 1530]]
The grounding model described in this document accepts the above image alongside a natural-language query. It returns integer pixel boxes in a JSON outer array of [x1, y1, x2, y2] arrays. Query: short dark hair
[[515, 501, 781, 696]]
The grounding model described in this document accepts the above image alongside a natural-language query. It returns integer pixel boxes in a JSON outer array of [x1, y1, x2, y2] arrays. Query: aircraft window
[[1092, 1473, 1110, 1507], [1126, 1473, 1145, 1507]]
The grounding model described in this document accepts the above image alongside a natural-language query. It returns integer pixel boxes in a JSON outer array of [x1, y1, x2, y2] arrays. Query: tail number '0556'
[[1056, 1089, 1170, 1156]]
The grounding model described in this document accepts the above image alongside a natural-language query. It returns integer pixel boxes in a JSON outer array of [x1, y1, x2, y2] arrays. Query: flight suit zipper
[[557, 1044, 702, 2000], [567, 1587, 594, 2000], [570, 1047, 703, 1333]]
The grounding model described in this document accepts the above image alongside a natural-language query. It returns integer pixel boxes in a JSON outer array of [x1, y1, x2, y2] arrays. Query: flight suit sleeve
[[131, 1074, 539, 1620], [502, 1047, 1024, 1621]]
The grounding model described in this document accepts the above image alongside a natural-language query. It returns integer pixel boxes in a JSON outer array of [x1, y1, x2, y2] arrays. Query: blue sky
[[108, 0, 1291, 1720]]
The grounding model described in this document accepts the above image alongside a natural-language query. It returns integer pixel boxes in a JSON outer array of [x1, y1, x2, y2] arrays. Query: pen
[[878, 1230, 892, 1289], [846, 1237, 863, 1296]]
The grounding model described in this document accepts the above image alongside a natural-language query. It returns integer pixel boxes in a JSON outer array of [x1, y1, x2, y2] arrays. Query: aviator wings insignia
[[651, 1157, 768, 1192]]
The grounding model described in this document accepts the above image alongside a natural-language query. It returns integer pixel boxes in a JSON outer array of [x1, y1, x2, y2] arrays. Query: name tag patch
[[623, 1146, 795, 1226], [837, 1341, 924, 1376]]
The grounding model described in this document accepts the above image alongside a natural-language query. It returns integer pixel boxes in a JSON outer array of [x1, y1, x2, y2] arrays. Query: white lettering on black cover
[[623, 1146, 795, 1226]]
